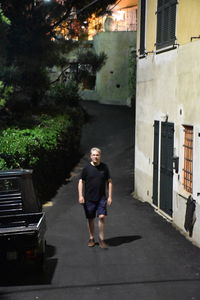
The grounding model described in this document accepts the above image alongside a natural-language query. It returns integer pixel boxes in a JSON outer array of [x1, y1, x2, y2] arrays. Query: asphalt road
[[1, 101, 200, 300]]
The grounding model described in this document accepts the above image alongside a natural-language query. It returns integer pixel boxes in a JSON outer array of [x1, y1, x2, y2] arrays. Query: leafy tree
[[0, 0, 116, 112], [0, 7, 13, 112], [76, 49, 107, 89], [0, 7, 10, 61]]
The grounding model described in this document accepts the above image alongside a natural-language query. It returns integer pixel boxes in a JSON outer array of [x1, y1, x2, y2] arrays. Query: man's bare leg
[[98, 215, 105, 240], [88, 218, 95, 239], [98, 215, 108, 248], [87, 218, 95, 247]]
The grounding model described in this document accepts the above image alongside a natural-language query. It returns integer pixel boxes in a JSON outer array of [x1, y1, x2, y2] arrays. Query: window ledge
[[137, 52, 147, 59], [156, 44, 178, 54]]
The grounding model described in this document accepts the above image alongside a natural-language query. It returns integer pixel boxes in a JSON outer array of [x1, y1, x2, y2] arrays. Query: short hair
[[90, 147, 101, 154]]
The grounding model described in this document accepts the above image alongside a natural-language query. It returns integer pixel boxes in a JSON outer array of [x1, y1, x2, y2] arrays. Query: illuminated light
[[112, 10, 125, 21], [87, 13, 104, 40]]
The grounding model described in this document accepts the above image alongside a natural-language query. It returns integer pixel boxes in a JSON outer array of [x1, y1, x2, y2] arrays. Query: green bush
[[0, 112, 84, 201], [0, 158, 7, 170], [128, 50, 136, 103], [42, 81, 81, 112], [0, 81, 13, 108], [0, 115, 71, 168]]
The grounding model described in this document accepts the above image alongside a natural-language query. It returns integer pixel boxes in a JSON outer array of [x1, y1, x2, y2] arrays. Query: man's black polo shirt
[[80, 162, 111, 202]]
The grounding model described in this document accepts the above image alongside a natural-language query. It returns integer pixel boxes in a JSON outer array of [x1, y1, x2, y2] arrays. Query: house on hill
[[80, 0, 138, 106]]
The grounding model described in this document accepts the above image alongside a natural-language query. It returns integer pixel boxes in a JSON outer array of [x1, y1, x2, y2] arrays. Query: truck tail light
[[25, 249, 37, 259]]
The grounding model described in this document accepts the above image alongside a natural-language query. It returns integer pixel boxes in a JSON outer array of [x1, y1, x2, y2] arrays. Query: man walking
[[78, 147, 112, 249]]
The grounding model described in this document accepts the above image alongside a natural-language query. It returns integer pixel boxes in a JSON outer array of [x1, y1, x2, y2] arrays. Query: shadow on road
[[105, 235, 142, 247]]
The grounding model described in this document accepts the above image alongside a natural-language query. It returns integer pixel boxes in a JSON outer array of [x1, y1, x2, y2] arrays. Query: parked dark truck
[[0, 169, 46, 269]]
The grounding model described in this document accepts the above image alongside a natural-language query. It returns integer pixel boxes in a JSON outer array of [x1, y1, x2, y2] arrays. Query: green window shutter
[[139, 0, 146, 55], [156, 0, 177, 49], [158, 0, 164, 8], [152, 120, 160, 206], [169, 2, 176, 40], [157, 10, 162, 44]]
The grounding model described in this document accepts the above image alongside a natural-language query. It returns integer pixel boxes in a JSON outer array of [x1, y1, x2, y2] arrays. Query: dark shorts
[[84, 197, 107, 219]]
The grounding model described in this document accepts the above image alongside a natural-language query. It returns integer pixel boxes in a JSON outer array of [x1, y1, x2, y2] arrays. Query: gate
[[159, 122, 174, 216]]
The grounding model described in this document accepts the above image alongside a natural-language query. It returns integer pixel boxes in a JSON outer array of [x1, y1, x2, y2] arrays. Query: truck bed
[[0, 212, 45, 234], [0, 212, 46, 253]]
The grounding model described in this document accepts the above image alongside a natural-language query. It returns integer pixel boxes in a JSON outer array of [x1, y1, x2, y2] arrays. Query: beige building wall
[[177, 0, 200, 45], [95, 31, 136, 105], [138, 0, 200, 53], [145, 0, 156, 53], [135, 40, 200, 247], [80, 31, 136, 106]]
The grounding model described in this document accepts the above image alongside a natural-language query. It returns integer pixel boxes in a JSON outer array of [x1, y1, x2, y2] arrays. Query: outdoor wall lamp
[[173, 156, 179, 174], [160, 113, 168, 122]]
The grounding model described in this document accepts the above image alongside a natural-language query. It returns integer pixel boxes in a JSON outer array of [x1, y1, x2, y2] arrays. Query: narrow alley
[[1, 101, 200, 300]]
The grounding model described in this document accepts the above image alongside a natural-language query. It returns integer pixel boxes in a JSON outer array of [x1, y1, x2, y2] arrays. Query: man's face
[[90, 150, 101, 165]]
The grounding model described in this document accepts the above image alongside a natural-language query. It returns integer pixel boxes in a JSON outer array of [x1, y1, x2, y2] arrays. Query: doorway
[[152, 121, 174, 216]]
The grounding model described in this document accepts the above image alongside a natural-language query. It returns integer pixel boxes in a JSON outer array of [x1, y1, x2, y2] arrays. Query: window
[[183, 126, 193, 193], [0, 178, 20, 194], [139, 0, 146, 56], [156, 0, 177, 50]]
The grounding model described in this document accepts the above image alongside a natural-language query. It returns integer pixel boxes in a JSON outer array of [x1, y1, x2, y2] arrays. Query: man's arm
[[78, 179, 85, 204], [107, 179, 112, 206]]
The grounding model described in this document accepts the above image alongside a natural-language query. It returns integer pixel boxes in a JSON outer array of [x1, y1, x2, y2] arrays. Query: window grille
[[183, 126, 193, 193]]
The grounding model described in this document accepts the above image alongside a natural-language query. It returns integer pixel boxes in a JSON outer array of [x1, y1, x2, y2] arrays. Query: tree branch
[[50, 65, 71, 84]]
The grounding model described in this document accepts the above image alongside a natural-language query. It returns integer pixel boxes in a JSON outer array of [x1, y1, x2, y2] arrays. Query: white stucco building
[[135, 0, 200, 247]]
